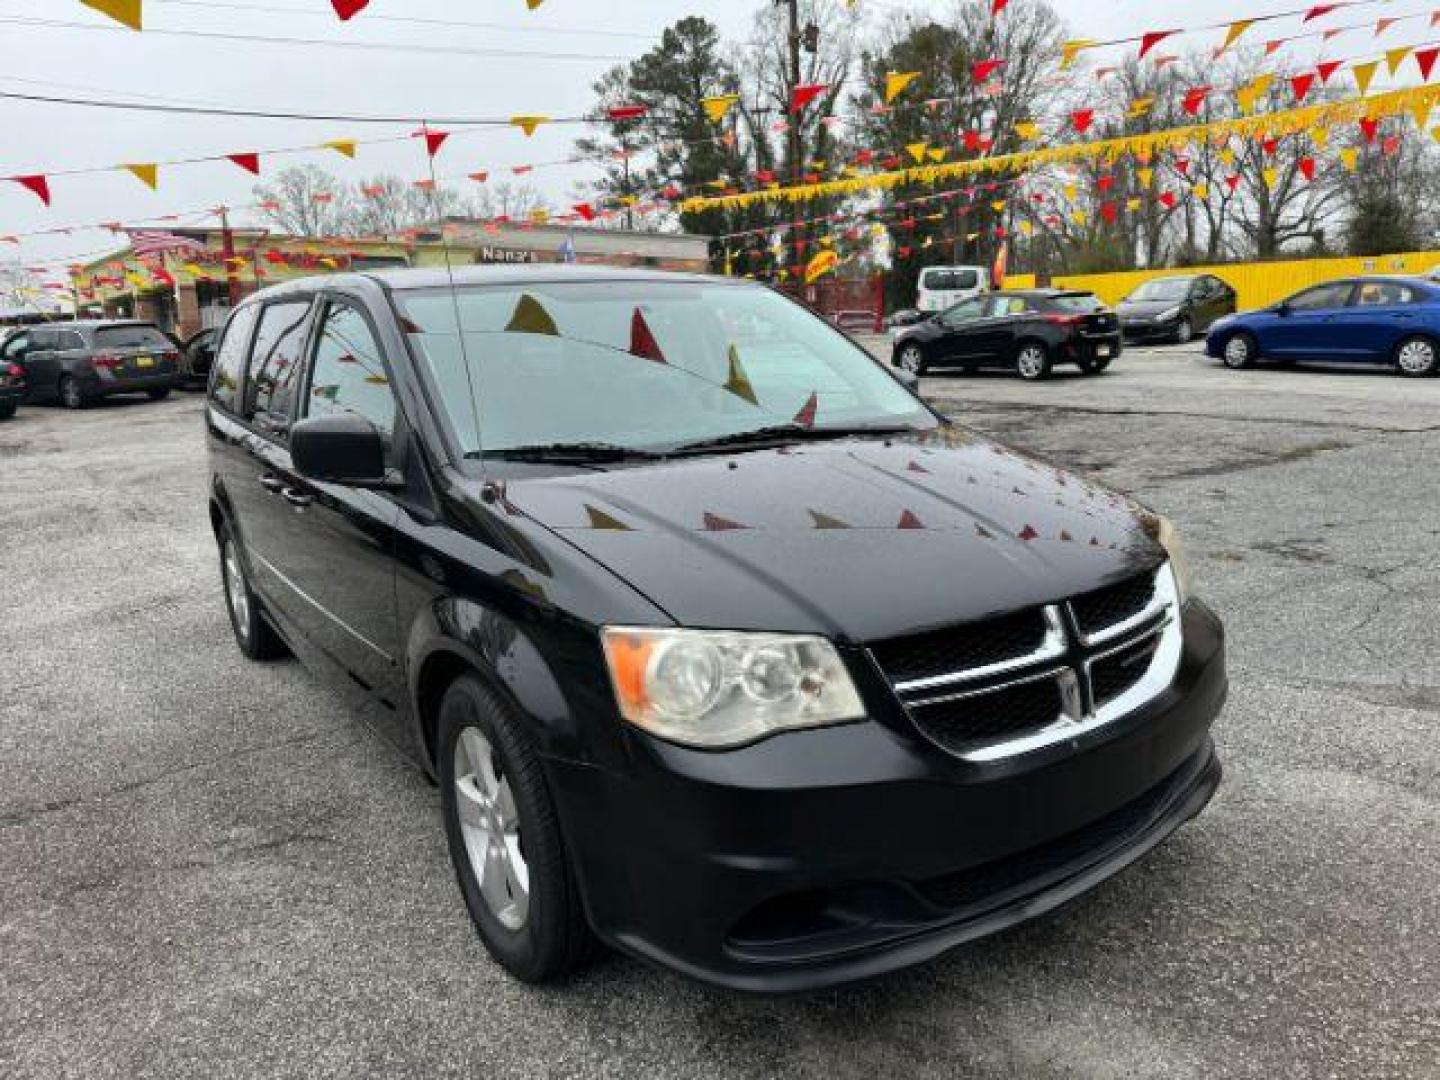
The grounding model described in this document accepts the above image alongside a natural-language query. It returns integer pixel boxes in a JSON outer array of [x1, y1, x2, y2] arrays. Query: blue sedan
[[1204, 277, 1440, 377]]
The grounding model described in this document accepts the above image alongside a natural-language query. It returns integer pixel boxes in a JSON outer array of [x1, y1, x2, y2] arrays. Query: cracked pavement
[[1, 346, 1437, 1079]]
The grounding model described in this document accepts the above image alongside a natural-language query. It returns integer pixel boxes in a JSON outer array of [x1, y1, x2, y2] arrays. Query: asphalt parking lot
[[2, 345, 1437, 1079]]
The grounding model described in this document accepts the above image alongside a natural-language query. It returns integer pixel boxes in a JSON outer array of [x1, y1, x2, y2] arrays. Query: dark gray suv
[[0, 320, 179, 408]]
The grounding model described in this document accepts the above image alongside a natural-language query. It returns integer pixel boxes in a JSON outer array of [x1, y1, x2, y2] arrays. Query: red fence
[[781, 275, 885, 333]]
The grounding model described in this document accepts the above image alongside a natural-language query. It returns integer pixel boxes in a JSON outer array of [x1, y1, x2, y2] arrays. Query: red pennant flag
[[1262, 137, 1278, 155], [606, 104, 648, 121], [1360, 117, 1379, 143], [1182, 87, 1210, 115], [1265, 39, 1286, 55], [1100, 201, 1117, 223], [332, 0, 369, 18], [962, 129, 982, 151], [629, 308, 666, 363], [1158, 191, 1177, 209], [467, 172, 489, 184], [1097, 174, 1114, 191], [1299, 156, 1317, 181], [1416, 47, 1440, 81], [793, 391, 818, 428], [1382, 134, 1400, 155], [1071, 109, 1095, 133], [897, 510, 925, 530], [1018, 524, 1038, 541], [9, 174, 50, 205], [972, 58, 1003, 82], [1175, 157, 1191, 176], [703, 512, 748, 531], [1316, 60, 1343, 83], [1224, 175, 1241, 192], [227, 153, 260, 175], [1303, 4, 1343, 20], [420, 130, 449, 157], [264, 250, 288, 264], [573, 203, 596, 221], [1290, 73, 1316, 102], [992, 0, 1009, 12], [790, 83, 827, 113], [1138, 30, 1176, 59]]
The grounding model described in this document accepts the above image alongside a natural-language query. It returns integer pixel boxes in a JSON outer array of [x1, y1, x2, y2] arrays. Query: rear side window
[[305, 301, 397, 460], [58, 331, 86, 350], [1047, 293, 1104, 313], [243, 301, 313, 436], [987, 296, 1030, 316], [1354, 282, 1415, 306], [94, 325, 171, 350], [209, 305, 259, 413]]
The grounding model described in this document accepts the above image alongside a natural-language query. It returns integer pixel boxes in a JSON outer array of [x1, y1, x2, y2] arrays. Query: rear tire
[[0, 400, 15, 420], [1077, 356, 1111, 375], [1221, 332, 1257, 369], [219, 522, 288, 661], [439, 674, 594, 983], [1394, 334, 1439, 377], [59, 376, 88, 410], [1015, 342, 1052, 381], [147, 387, 171, 402]]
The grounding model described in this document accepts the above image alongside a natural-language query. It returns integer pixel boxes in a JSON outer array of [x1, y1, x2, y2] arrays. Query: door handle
[[1392, 312, 1415, 319], [259, 473, 286, 493], [281, 488, 314, 508]]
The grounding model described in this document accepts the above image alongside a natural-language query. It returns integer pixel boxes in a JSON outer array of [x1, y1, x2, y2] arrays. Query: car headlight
[[601, 627, 865, 748], [1157, 305, 1182, 321], [1147, 514, 1192, 604]]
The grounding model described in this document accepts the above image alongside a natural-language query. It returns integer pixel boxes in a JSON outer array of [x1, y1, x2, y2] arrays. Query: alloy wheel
[[1016, 345, 1047, 379], [897, 345, 924, 374], [1223, 336, 1252, 368], [1175, 319, 1193, 344], [222, 539, 250, 644], [1396, 337, 1437, 376], [454, 726, 530, 931], [61, 378, 82, 409]]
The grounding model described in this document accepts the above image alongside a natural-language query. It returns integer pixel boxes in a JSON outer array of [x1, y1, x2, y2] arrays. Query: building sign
[[476, 246, 537, 264]]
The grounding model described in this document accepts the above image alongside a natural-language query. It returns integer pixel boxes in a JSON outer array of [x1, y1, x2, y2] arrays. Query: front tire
[[1015, 342, 1052, 380], [439, 674, 593, 983], [0, 400, 15, 420], [219, 522, 287, 660], [147, 387, 172, 402], [1077, 356, 1111, 375], [1394, 334, 1439, 377], [59, 376, 88, 410], [895, 342, 927, 376], [1221, 332, 1257, 369], [1174, 318, 1194, 345]]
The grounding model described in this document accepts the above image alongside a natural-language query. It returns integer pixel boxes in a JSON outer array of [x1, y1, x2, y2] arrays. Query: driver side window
[[941, 299, 985, 326], [2, 334, 29, 361], [1287, 283, 1352, 311]]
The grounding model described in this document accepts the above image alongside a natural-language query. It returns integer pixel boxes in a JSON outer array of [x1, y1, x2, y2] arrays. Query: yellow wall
[[1043, 251, 1440, 311]]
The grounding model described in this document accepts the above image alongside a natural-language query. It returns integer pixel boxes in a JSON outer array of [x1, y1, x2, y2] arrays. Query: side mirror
[[1274, 301, 1292, 317], [290, 413, 397, 488]]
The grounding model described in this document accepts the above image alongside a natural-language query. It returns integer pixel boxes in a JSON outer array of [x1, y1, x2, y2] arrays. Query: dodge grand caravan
[[207, 266, 1225, 992]]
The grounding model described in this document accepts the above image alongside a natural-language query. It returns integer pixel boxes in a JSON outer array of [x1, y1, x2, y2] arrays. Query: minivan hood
[[498, 430, 1164, 643]]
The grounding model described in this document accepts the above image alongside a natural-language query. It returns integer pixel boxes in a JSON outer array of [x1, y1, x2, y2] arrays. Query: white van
[[916, 265, 990, 313]]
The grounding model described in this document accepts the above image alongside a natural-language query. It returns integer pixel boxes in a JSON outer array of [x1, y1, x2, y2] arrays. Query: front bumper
[[548, 601, 1226, 992], [81, 370, 176, 396], [1121, 318, 1182, 343]]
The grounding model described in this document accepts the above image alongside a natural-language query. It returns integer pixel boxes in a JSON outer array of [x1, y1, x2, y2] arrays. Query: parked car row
[[888, 272, 1440, 380], [0, 319, 218, 420]]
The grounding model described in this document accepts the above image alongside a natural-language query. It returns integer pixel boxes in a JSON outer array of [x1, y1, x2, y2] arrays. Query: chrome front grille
[[872, 565, 1182, 762]]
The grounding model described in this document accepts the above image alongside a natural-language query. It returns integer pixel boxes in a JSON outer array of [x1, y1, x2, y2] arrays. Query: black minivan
[[1, 320, 179, 408], [207, 266, 1225, 992]]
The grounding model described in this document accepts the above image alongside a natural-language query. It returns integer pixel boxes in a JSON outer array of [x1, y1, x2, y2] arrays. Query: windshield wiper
[[473, 441, 667, 464], [671, 423, 919, 455]]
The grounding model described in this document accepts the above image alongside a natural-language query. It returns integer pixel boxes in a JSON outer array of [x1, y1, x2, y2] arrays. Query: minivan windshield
[[395, 281, 936, 458], [1126, 278, 1192, 302]]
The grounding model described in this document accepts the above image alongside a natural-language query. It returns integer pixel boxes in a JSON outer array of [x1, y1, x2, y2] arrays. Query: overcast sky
[[3, 0, 1437, 278]]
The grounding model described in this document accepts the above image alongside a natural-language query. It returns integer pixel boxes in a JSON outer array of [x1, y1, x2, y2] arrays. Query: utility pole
[[219, 205, 240, 309], [779, 0, 802, 279]]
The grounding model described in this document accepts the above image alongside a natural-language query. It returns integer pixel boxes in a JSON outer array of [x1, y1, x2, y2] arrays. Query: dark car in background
[[892, 289, 1121, 380], [180, 327, 219, 388], [1205, 276, 1440, 376], [0, 350, 25, 419], [0, 320, 179, 408], [1117, 274, 1236, 345], [207, 265, 1224, 992]]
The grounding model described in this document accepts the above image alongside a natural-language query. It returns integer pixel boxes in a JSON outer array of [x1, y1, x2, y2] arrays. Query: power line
[[0, 16, 633, 63], [150, 0, 655, 41]]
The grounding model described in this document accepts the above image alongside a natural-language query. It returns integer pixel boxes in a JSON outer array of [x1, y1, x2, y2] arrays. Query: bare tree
[[252, 165, 357, 239]]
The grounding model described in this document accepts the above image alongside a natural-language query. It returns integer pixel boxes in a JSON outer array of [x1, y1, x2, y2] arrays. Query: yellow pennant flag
[[701, 93, 739, 122], [510, 115, 549, 137], [1431, 124, 1440, 143], [805, 249, 838, 284], [81, 0, 141, 30], [122, 163, 157, 190], [1060, 40, 1096, 69], [1340, 147, 1360, 170], [182, 262, 209, 279], [1193, 181, 1209, 199], [1127, 97, 1155, 119], [906, 141, 929, 164], [991, 199, 1006, 212], [1236, 75, 1273, 114], [1014, 120, 1039, 141], [1219, 147, 1236, 167], [1137, 167, 1154, 188], [1411, 103, 1431, 129], [1019, 220, 1034, 236], [1063, 182, 1077, 200], [1352, 61, 1379, 95], [323, 140, 358, 159], [927, 147, 947, 162], [1220, 19, 1255, 53], [1071, 210, 1087, 226], [1386, 47, 1411, 76], [1126, 197, 1142, 212], [124, 271, 148, 288], [884, 71, 920, 104], [1309, 126, 1329, 150], [1262, 166, 1278, 188]]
